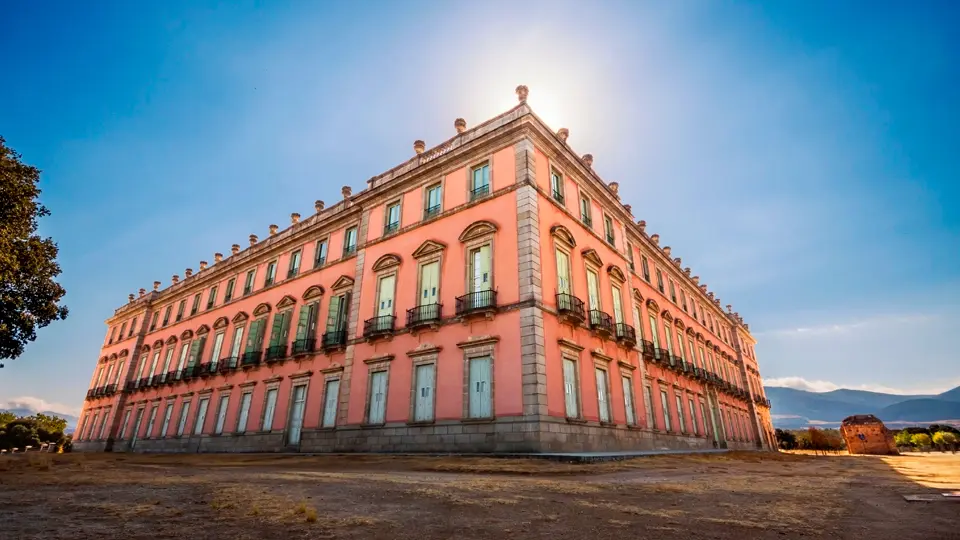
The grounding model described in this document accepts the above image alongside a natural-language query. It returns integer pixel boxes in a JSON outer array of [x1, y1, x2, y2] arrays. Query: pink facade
[[75, 87, 775, 454]]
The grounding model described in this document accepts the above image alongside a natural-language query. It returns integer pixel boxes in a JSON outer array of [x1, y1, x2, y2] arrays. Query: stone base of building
[[77, 415, 769, 454]]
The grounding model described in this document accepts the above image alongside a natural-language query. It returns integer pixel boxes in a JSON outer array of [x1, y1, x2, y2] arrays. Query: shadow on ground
[[0, 451, 957, 539]]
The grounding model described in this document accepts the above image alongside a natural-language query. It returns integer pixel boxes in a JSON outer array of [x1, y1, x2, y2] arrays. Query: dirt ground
[[1, 451, 958, 539]]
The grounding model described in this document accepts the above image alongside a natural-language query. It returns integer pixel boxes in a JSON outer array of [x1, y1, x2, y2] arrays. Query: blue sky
[[2, 0, 958, 415]]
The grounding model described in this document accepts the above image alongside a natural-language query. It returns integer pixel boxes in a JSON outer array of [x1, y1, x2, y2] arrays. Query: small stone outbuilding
[[840, 415, 899, 455]]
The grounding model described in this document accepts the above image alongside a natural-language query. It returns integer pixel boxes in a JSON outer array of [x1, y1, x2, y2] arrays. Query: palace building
[[74, 86, 775, 454]]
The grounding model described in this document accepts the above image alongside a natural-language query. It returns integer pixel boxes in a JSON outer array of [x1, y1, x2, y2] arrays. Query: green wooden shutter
[[245, 319, 262, 353], [279, 311, 291, 343], [339, 292, 351, 331], [307, 302, 318, 336], [295, 305, 310, 341], [325, 296, 341, 332], [269, 313, 284, 347]]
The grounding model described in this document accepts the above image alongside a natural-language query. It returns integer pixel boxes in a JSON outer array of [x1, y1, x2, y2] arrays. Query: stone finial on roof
[[708, 292, 715, 300], [650, 233, 660, 245], [454, 118, 467, 134], [291, 213, 301, 224], [231, 244, 240, 255], [692, 276, 699, 284], [184, 268, 193, 278], [414, 140, 425, 155], [249, 234, 258, 246], [315, 200, 325, 212], [214, 253, 223, 263], [663, 246, 671, 257], [516, 84, 529, 103], [139, 288, 146, 297], [637, 220, 646, 234], [674, 257, 682, 266], [269, 224, 279, 236], [624, 204, 632, 215], [172, 275, 180, 284], [128, 293, 135, 303], [609, 182, 619, 198], [153, 281, 161, 291], [341, 186, 352, 199], [684, 267, 691, 276], [557, 128, 569, 142], [199, 261, 208, 271], [700, 284, 708, 292], [727, 304, 733, 313], [582, 154, 594, 168]]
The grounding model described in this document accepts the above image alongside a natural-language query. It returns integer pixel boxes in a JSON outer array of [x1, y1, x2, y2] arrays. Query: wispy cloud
[[763, 376, 958, 396], [755, 314, 936, 338], [0, 396, 81, 417]]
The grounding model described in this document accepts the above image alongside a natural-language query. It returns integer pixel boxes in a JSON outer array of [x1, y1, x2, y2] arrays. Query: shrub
[[894, 430, 913, 447], [932, 432, 957, 446]]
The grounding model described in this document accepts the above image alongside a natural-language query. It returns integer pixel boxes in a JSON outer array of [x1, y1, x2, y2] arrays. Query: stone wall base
[[77, 416, 769, 454]]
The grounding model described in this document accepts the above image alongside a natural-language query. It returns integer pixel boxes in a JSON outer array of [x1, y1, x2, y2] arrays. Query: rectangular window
[[210, 331, 225, 365], [468, 244, 492, 293], [676, 394, 686, 433], [287, 250, 302, 278], [190, 293, 201, 316], [641, 255, 650, 282], [468, 356, 492, 418], [643, 385, 655, 428], [186, 335, 207, 369], [384, 202, 401, 234], [287, 384, 307, 445], [294, 301, 320, 350], [648, 315, 660, 348], [128, 318, 136, 337], [418, 261, 440, 307], [176, 402, 190, 436], [175, 300, 185, 322], [595, 368, 610, 423], [470, 162, 490, 200], [424, 184, 443, 219], [701, 402, 711, 436], [611, 285, 624, 324], [267, 310, 292, 357], [114, 361, 125, 386], [314, 239, 328, 268], [214, 395, 229, 434], [680, 289, 687, 312], [194, 397, 209, 435], [690, 300, 697, 319], [98, 409, 111, 439], [265, 261, 277, 286], [144, 406, 158, 438], [160, 404, 173, 437], [563, 358, 579, 418], [119, 322, 127, 340], [262, 388, 278, 431], [626, 243, 635, 271], [224, 278, 235, 302], [162, 306, 171, 327], [324, 292, 350, 337], [243, 269, 256, 295], [343, 227, 358, 256], [579, 196, 592, 227], [550, 170, 564, 203], [367, 371, 388, 424], [413, 363, 435, 422], [244, 319, 266, 356], [150, 312, 159, 331], [660, 390, 672, 431], [586, 269, 601, 311], [555, 249, 571, 295], [689, 399, 699, 435], [88, 413, 99, 440], [236, 392, 252, 434], [604, 215, 615, 245], [622, 377, 636, 426], [656, 270, 665, 294], [108, 327, 116, 344], [322, 379, 340, 428], [669, 280, 677, 303], [207, 285, 218, 310], [376, 274, 396, 317]]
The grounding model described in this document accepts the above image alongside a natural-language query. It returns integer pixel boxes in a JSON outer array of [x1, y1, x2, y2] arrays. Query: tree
[[911, 433, 932, 448], [0, 413, 69, 451], [776, 428, 797, 450], [928, 424, 960, 436], [0, 410, 15, 427], [933, 432, 957, 446], [894, 430, 913, 447], [0, 137, 68, 364]]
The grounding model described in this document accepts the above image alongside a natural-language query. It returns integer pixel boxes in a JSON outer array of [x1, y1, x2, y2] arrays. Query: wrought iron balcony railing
[[423, 204, 441, 220], [265, 344, 287, 362], [383, 221, 400, 236], [321, 330, 347, 351], [552, 190, 565, 204], [615, 323, 637, 346], [241, 350, 262, 367], [455, 290, 497, 316], [406, 303, 442, 328], [363, 315, 396, 338], [641, 340, 656, 359], [469, 184, 490, 201], [556, 293, 586, 323], [291, 338, 316, 355], [588, 310, 614, 336], [218, 357, 239, 373]]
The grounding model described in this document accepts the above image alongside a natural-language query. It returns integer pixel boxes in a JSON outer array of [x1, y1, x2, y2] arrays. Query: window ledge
[[406, 420, 436, 426], [565, 417, 587, 425], [626, 424, 644, 431], [360, 423, 386, 429], [460, 417, 496, 424], [599, 421, 617, 428]]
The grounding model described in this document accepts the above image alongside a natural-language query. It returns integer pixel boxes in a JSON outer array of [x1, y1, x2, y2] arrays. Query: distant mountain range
[[1, 408, 79, 433], [766, 385, 960, 429]]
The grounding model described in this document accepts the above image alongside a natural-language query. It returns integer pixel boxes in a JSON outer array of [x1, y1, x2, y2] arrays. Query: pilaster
[[337, 209, 370, 426]]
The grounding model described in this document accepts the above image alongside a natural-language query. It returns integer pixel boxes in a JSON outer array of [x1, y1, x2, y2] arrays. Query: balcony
[[455, 290, 497, 318], [104, 384, 117, 396], [287, 268, 299, 279], [321, 330, 347, 351], [151, 374, 164, 387], [138, 377, 151, 390], [198, 362, 216, 377], [217, 357, 238, 373], [423, 204, 441, 221], [291, 338, 316, 355], [383, 221, 400, 236], [605, 233, 615, 246], [682, 360, 695, 376], [654, 347, 670, 364], [668, 354, 682, 370], [124, 381, 137, 393], [406, 303, 442, 329], [166, 370, 179, 384], [640, 340, 656, 359], [469, 184, 490, 202], [615, 323, 637, 347], [85, 389, 95, 399], [555, 293, 585, 324], [313, 256, 326, 269], [552, 190, 565, 204], [241, 350, 262, 368], [588, 310, 614, 337], [265, 344, 287, 363], [581, 214, 592, 228], [342, 244, 357, 258], [363, 315, 396, 340]]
